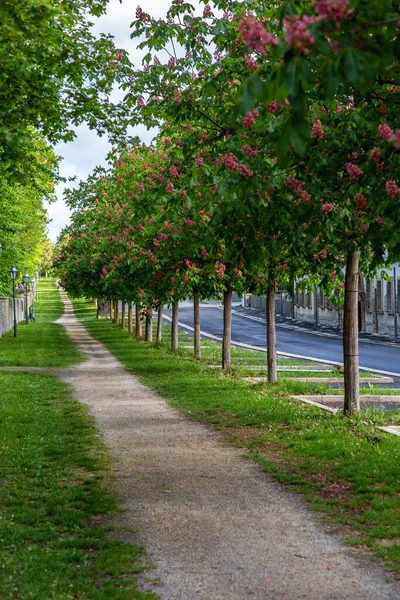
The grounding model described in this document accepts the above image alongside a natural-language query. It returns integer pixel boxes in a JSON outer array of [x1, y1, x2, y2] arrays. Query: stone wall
[[0, 296, 26, 337]]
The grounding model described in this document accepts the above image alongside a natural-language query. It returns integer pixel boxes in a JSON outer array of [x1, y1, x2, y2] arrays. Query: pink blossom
[[184, 218, 195, 227], [170, 165, 179, 179], [284, 15, 321, 54], [195, 156, 204, 167], [153, 238, 160, 247], [361, 224, 369, 234], [378, 123, 393, 141], [330, 270, 336, 281], [311, 117, 324, 139], [203, 4, 212, 17], [345, 162, 363, 181], [117, 178, 123, 184], [386, 179, 400, 198], [354, 193, 368, 210], [321, 202, 334, 213], [238, 16, 279, 53], [102, 268, 108, 276], [168, 57, 175, 68], [166, 181, 175, 193], [159, 233, 169, 241], [244, 54, 259, 71], [389, 129, 400, 149], [137, 97, 145, 108], [237, 163, 254, 178], [223, 153, 238, 170], [374, 216, 387, 227], [267, 100, 282, 114], [242, 144, 259, 157], [312, 0, 352, 21], [243, 108, 259, 128], [369, 147, 382, 163]]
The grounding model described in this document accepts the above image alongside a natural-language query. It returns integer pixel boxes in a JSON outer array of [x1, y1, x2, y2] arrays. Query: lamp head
[[23, 273, 30, 284], [10, 266, 17, 281]]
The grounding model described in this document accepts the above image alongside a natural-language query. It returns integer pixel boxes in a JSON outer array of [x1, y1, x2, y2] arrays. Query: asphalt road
[[167, 303, 400, 377]]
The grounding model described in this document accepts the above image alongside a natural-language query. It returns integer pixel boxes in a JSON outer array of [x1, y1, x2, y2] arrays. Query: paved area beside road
[[52, 293, 400, 599]]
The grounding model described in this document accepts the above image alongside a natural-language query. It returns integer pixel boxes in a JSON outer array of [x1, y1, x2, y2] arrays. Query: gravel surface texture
[[54, 293, 400, 600]]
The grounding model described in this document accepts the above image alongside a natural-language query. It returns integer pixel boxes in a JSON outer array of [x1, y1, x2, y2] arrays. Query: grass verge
[[73, 297, 400, 576], [0, 278, 82, 367]]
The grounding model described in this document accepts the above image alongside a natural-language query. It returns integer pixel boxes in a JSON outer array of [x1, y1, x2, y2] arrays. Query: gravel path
[[56, 293, 400, 600]]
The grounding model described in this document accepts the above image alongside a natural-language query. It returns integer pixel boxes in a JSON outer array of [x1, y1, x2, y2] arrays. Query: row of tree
[[54, 0, 400, 415], [0, 0, 131, 294]]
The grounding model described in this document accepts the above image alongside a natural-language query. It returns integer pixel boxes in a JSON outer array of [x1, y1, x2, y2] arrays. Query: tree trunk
[[222, 287, 233, 370], [128, 304, 133, 334], [156, 302, 163, 342], [109, 300, 113, 320], [343, 250, 360, 415], [135, 303, 142, 337], [114, 300, 119, 325], [194, 291, 201, 360], [121, 302, 126, 330], [171, 300, 179, 351], [145, 307, 153, 342], [266, 282, 277, 383]]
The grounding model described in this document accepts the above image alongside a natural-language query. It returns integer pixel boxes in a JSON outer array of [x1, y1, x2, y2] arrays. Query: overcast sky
[[47, 0, 199, 242]]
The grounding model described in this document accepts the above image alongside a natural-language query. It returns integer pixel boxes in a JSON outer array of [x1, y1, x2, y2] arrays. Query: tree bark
[[121, 302, 126, 330], [135, 303, 142, 337], [266, 282, 277, 383], [156, 302, 163, 342], [128, 304, 133, 334], [222, 287, 233, 370], [194, 291, 201, 360], [114, 300, 119, 325], [343, 250, 360, 415], [171, 300, 179, 351], [145, 307, 153, 342], [109, 300, 113, 320]]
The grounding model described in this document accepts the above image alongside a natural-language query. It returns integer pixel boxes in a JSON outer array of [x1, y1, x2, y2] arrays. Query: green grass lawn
[[0, 282, 158, 599], [73, 297, 400, 576], [0, 279, 82, 367]]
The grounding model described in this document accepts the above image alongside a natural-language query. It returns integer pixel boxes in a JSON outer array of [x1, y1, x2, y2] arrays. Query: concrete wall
[[0, 296, 26, 337]]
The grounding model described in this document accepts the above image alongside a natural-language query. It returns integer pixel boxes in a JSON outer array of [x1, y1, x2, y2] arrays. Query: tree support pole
[[171, 300, 179, 351], [222, 287, 233, 370], [343, 251, 360, 415], [266, 281, 277, 383], [157, 302, 163, 342], [194, 291, 201, 360], [128, 304, 133, 334], [135, 303, 142, 337]]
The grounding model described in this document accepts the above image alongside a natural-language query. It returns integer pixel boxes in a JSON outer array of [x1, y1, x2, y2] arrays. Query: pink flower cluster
[[166, 181, 174, 192], [321, 202, 334, 213], [378, 123, 393, 141], [284, 15, 320, 54], [243, 109, 259, 128], [312, 0, 352, 21], [195, 156, 204, 167], [223, 153, 254, 178], [244, 55, 259, 71], [311, 117, 324, 139], [285, 175, 311, 204], [159, 233, 169, 241], [203, 4, 212, 17], [170, 165, 179, 179], [242, 145, 259, 157], [369, 147, 382, 163], [345, 162, 363, 181], [238, 16, 278, 54], [215, 261, 226, 278], [267, 100, 282, 114], [374, 216, 387, 227], [354, 193, 367, 210], [386, 180, 400, 198]]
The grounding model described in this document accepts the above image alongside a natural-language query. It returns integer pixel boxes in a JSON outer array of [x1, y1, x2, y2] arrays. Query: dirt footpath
[[56, 293, 400, 600]]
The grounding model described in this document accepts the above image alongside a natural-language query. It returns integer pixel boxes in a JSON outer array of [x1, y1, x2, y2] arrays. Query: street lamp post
[[10, 266, 17, 337], [35, 271, 39, 301], [31, 278, 35, 320], [23, 273, 30, 324]]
